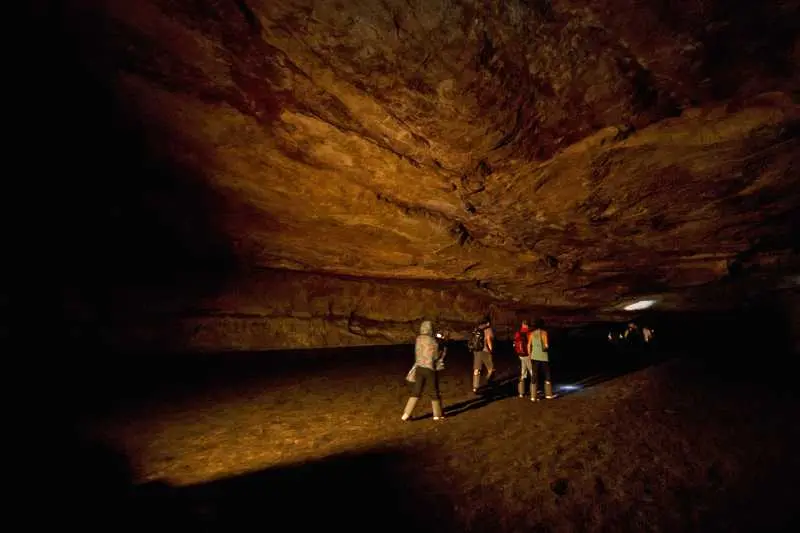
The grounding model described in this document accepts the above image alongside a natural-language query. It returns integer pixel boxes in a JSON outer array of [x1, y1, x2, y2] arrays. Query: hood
[[419, 320, 433, 335]]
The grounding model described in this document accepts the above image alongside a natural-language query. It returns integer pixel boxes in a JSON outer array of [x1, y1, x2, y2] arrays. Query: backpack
[[514, 330, 528, 355], [468, 327, 485, 352]]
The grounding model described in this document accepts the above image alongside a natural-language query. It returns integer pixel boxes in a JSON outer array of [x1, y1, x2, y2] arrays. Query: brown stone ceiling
[[51, 0, 800, 318]]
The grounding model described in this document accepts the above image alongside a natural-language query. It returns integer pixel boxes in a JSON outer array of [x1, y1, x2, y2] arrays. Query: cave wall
[[65, 266, 622, 353], [80, 269, 516, 353], [74, 267, 642, 353]]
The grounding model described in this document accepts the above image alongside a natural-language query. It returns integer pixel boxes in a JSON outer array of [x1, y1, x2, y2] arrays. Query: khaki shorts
[[473, 350, 494, 372]]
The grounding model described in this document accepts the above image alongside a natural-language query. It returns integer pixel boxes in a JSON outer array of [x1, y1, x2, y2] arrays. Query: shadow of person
[[442, 373, 519, 418]]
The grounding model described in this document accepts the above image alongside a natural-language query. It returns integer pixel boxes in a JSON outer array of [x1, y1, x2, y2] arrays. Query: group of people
[[608, 322, 654, 351], [401, 316, 555, 422]]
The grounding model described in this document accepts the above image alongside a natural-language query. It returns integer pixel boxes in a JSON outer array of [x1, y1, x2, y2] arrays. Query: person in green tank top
[[527, 318, 555, 400]]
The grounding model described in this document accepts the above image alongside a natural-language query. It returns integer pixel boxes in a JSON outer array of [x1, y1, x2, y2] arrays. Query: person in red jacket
[[514, 320, 534, 398]]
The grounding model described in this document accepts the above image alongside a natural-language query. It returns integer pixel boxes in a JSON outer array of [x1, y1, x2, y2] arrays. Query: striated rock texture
[[31, 0, 800, 351]]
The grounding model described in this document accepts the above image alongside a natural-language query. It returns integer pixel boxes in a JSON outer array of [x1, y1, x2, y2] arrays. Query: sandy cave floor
[[69, 345, 800, 533]]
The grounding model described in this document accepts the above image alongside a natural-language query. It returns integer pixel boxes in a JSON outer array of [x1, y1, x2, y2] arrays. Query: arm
[[542, 330, 549, 350], [486, 329, 494, 353]]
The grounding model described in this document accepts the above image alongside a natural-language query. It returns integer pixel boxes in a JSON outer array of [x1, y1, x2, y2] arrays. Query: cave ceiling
[[64, 0, 800, 320]]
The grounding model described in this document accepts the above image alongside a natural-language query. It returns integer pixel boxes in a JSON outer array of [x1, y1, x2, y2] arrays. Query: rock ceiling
[[43, 0, 800, 342]]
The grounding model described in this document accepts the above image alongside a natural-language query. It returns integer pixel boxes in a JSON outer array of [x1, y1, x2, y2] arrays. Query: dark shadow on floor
[[126, 446, 457, 533], [551, 356, 675, 399], [50, 431, 137, 531], [55, 436, 459, 532], [442, 352, 674, 416], [441, 373, 520, 418]]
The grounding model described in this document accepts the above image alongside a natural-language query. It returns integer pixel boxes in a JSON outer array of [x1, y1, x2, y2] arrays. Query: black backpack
[[468, 327, 486, 352]]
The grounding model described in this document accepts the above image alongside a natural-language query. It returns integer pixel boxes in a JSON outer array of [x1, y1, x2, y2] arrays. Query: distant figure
[[620, 321, 648, 366], [642, 327, 653, 343], [624, 322, 645, 349], [514, 320, 534, 398], [528, 318, 554, 400], [401, 321, 446, 421], [468, 316, 495, 393]]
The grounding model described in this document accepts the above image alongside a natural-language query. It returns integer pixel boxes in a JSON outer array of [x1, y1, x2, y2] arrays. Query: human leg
[[531, 360, 540, 401], [402, 368, 429, 420], [431, 369, 444, 420], [518, 356, 532, 397], [543, 361, 554, 399], [472, 351, 482, 391], [483, 351, 496, 381]]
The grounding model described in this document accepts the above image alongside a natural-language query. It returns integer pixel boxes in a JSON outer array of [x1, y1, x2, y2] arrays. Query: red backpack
[[514, 330, 528, 355]]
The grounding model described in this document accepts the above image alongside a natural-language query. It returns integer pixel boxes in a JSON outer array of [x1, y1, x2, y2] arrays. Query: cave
[[18, 1, 800, 532]]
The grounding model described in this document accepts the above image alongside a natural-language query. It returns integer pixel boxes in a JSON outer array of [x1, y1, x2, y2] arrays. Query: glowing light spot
[[558, 384, 582, 392], [623, 299, 656, 311]]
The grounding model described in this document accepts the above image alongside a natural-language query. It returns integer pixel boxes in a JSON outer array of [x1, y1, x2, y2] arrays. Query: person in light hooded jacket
[[401, 320, 446, 421]]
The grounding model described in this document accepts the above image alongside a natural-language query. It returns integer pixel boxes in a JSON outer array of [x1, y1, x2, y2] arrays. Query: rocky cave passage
[[31, 0, 800, 351]]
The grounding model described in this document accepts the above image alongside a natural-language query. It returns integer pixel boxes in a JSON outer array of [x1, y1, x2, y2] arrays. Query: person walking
[[527, 319, 554, 401], [468, 316, 495, 393], [401, 320, 446, 421], [514, 320, 534, 398]]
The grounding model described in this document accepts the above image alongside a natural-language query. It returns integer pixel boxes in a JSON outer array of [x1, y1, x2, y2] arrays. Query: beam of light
[[623, 299, 656, 311], [557, 384, 582, 392]]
